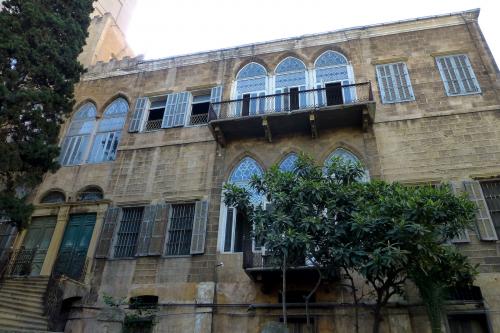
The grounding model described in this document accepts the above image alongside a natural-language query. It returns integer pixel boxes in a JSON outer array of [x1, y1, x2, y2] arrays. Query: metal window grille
[[165, 204, 195, 256], [41, 191, 66, 203], [480, 181, 500, 238], [114, 207, 144, 258]]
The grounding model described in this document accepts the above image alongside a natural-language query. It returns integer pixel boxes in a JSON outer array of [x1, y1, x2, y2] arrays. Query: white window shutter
[[275, 88, 283, 112], [173, 92, 190, 126], [190, 201, 209, 255], [95, 207, 121, 258], [376, 65, 390, 103], [148, 203, 170, 255], [162, 93, 178, 128], [128, 97, 148, 133], [299, 85, 307, 108], [135, 205, 156, 256], [316, 83, 325, 107], [463, 180, 498, 241], [449, 181, 470, 243], [400, 63, 414, 100]]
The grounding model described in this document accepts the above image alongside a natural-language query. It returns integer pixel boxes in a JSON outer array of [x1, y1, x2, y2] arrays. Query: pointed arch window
[[222, 157, 264, 253], [88, 98, 128, 163], [235, 63, 268, 116], [325, 148, 369, 182], [59, 103, 97, 166], [275, 57, 307, 111], [314, 51, 354, 106], [279, 153, 298, 172]]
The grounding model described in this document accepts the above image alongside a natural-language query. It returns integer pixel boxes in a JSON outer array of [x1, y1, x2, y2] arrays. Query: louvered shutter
[[316, 83, 325, 107], [258, 92, 266, 114], [249, 92, 258, 115], [376, 65, 393, 103], [341, 80, 351, 104], [190, 201, 209, 255], [95, 207, 121, 258], [449, 181, 470, 243], [235, 93, 243, 117], [149, 203, 170, 255], [275, 88, 283, 112], [162, 93, 178, 128], [135, 205, 156, 256], [173, 92, 190, 126], [436, 57, 460, 95], [298, 85, 307, 109], [463, 180, 498, 241], [210, 86, 223, 117], [129, 97, 148, 133]]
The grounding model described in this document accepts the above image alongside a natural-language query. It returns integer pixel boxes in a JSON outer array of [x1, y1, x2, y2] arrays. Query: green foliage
[[223, 153, 477, 333], [0, 0, 93, 228]]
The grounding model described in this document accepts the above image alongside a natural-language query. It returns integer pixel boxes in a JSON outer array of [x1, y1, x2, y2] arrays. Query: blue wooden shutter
[[234, 93, 243, 117], [258, 92, 266, 114], [249, 92, 258, 115], [463, 180, 498, 241], [173, 92, 190, 126], [95, 207, 121, 258], [275, 88, 283, 112], [449, 182, 470, 243], [210, 86, 223, 117], [341, 80, 352, 104], [436, 57, 460, 95], [190, 201, 208, 254], [455, 55, 480, 94], [376, 64, 394, 103], [316, 83, 325, 107], [162, 93, 177, 128], [128, 97, 148, 133], [299, 85, 307, 109]]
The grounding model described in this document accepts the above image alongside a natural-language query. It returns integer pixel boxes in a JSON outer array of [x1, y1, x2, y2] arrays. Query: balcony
[[208, 82, 375, 146]]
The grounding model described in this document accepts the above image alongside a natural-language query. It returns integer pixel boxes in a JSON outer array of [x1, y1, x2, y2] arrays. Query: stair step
[[0, 299, 45, 315], [0, 317, 47, 330], [0, 310, 48, 324], [0, 286, 47, 295], [0, 291, 44, 303]]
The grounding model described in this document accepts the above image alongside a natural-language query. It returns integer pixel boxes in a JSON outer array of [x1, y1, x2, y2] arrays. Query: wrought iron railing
[[446, 286, 483, 302], [144, 119, 163, 132], [189, 113, 209, 126], [53, 249, 90, 282], [242, 236, 307, 270], [209, 82, 373, 121], [5, 248, 37, 276]]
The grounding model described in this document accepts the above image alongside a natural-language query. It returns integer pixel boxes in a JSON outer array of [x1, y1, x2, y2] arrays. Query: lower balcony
[[208, 82, 375, 146]]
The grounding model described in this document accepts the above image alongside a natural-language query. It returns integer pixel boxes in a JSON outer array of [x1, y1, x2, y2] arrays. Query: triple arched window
[[60, 98, 128, 166], [232, 51, 354, 114]]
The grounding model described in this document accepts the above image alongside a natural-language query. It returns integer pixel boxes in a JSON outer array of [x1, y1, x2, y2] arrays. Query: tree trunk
[[346, 271, 360, 333], [372, 305, 382, 333], [305, 267, 322, 333]]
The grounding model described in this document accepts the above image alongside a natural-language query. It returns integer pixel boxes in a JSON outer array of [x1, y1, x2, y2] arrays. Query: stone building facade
[[1, 8, 500, 333]]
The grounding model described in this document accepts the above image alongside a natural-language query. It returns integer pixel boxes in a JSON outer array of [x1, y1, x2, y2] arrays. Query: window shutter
[[455, 55, 480, 93], [436, 57, 460, 95], [135, 205, 156, 256], [129, 97, 148, 133], [162, 93, 178, 128], [210, 86, 223, 116], [275, 88, 283, 112], [234, 93, 243, 117], [95, 207, 121, 258], [148, 203, 170, 255], [463, 180, 498, 241], [190, 201, 209, 255], [249, 92, 258, 115], [400, 63, 414, 100], [449, 181, 470, 243], [258, 91, 266, 114], [376, 65, 389, 103], [316, 83, 325, 107], [173, 92, 190, 126], [298, 85, 307, 109]]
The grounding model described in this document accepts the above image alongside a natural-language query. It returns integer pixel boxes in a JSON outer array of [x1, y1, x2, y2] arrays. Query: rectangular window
[[114, 207, 144, 258], [165, 203, 195, 256], [145, 98, 166, 132], [436, 54, 480, 96], [375, 62, 414, 103], [189, 93, 210, 126], [480, 180, 500, 239]]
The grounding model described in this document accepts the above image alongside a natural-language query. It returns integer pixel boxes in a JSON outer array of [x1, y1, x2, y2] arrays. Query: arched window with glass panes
[[279, 153, 298, 172], [221, 157, 263, 253], [274, 57, 308, 111], [314, 51, 355, 106], [234, 63, 268, 117], [325, 148, 369, 182], [60, 98, 128, 166]]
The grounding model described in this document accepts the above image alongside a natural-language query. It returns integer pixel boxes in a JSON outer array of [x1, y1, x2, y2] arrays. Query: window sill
[[445, 91, 482, 97]]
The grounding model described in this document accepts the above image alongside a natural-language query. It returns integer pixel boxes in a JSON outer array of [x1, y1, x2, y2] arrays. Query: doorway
[[325, 82, 343, 106]]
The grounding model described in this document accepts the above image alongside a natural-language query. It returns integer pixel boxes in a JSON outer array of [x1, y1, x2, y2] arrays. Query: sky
[[127, 0, 500, 64]]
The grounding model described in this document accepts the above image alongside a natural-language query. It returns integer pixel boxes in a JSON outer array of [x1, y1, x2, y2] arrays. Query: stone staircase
[[0, 276, 50, 332]]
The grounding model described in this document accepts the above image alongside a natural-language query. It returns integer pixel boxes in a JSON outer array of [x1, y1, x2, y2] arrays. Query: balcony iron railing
[[53, 249, 89, 282], [189, 113, 209, 126], [5, 248, 37, 276], [209, 82, 373, 121], [144, 119, 163, 132]]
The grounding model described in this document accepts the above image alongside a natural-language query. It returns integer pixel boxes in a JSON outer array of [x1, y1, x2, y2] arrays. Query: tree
[[224, 154, 477, 333], [0, 0, 93, 228]]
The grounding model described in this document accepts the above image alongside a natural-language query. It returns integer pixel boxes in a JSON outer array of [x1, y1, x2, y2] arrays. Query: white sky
[[127, 0, 500, 65]]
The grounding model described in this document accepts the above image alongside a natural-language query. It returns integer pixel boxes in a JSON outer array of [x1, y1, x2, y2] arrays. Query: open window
[[189, 92, 211, 126], [144, 97, 166, 132]]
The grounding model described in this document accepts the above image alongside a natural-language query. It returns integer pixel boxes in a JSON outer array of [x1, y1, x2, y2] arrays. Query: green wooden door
[[54, 213, 96, 280], [20, 216, 57, 276]]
